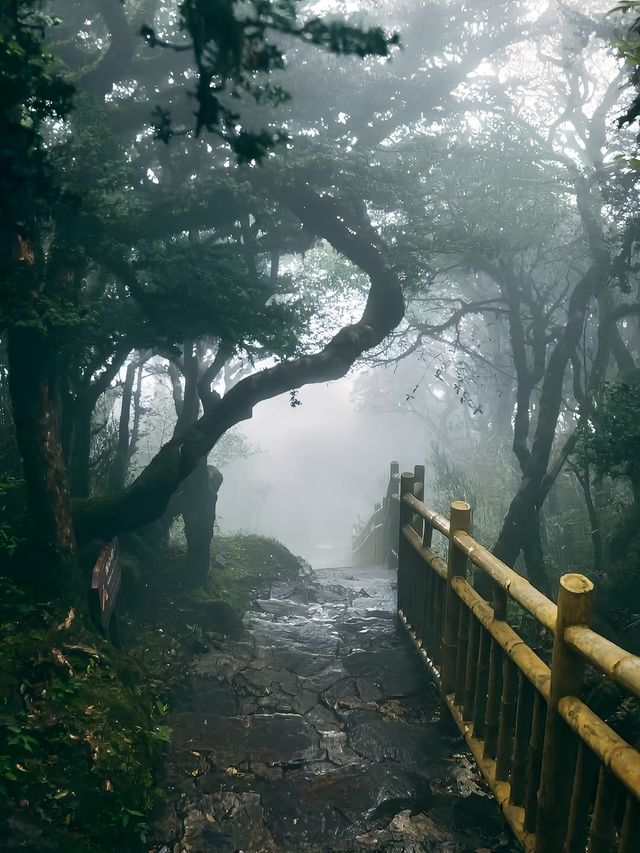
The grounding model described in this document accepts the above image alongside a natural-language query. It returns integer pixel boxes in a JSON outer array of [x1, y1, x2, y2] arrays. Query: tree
[[1, 0, 403, 602], [354, 3, 640, 596]]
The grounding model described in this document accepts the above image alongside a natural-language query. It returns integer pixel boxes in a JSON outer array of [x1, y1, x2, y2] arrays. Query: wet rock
[[177, 791, 276, 853], [194, 642, 254, 681], [323, 676, 379, 712], [256, 762, 434, 847], [355, 809, 451, 851], [343, 646, 430, 697], [344, 709, 446, 767], [304, 702, 343, 732], [171, 711, 322, 770], [174, 679, 238, 715], [187, 598, 244, 637], [255, 597, 311, 618], [319, 729, 363, 766]]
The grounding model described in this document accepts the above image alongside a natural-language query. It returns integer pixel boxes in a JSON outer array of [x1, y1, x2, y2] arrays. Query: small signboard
[[90, 539, 121, 631]]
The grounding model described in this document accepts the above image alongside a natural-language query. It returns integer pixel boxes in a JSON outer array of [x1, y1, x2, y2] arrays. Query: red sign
[[91, 540, 121, 630]]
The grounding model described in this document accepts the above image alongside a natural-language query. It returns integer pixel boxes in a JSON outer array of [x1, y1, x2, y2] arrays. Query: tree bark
[[8, 327, 78, 596], [180, 462, 223, 587], [492, 263, 603, 593], [69, 395, 93, 499], [108, 361, 136, 492]]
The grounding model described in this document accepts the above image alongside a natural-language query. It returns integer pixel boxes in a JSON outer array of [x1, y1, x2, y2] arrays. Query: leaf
[[57, 608, 75, 630]]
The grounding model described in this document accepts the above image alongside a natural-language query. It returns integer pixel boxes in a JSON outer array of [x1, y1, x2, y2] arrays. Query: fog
[[217, 373, 427, 565], [5, 0, 640, 849], [27, 0, 635, 606]]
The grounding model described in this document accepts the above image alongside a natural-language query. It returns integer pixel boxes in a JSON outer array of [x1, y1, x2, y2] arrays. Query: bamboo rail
[[353, 464, 640, 853], [352, 461, 400, 568]]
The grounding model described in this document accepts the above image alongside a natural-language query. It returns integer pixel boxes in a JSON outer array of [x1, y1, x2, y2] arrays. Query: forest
[[1, 1, 640, 851]]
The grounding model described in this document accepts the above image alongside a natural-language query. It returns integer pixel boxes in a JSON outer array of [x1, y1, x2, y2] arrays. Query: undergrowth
[[0, 533, 301, 851]]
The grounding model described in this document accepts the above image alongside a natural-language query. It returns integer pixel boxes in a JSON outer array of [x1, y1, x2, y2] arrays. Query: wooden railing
[[352, 461, 401, 567], [353, 464, 640, 853]]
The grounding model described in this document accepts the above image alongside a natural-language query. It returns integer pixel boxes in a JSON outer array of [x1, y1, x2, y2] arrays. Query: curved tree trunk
[[73, 190, 404, 542]]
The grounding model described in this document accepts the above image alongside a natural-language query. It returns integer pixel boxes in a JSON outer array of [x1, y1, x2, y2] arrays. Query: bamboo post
[[565, 741, 599, 853], [535, 573, 594, 853], [381, 495, 388, 564], [463, 615, 479, 720], [406, 469, 423, 620], [509, 673, 533, 806], [619, 794, 640, 853], [433, 577, 445, 667], [496, 656, 517, 779], [483, 641, 504, 759], [389, 461, 400, 565], [524, 692, 546, 833], [420, 497, 434, 649], [429, 572, 442, 663], [483, 586, 507, 760], [413, 464, 425, 535], [472, 625, 491, 738], [397, 472, 415, 618], [587, 767, 619, 853], [455, 606, 470, 705], [441, 500, 471, 695]]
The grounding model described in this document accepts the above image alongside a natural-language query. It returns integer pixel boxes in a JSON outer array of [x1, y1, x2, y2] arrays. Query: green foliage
[[611, 2, 640, 128], [0, 7, 73, 241], [148, 0, 398, 157], [0, 476, 26, 557], [136, 238, 309, 355], [431, 441, 518, 547], [0, 578, 174, 851], [209, 426, 257, 469], [580, 380, 640, 480], [164, 531, 302, 613]]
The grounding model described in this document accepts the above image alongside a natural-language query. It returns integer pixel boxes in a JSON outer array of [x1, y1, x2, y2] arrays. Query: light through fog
[[5, 0, 640, 848]]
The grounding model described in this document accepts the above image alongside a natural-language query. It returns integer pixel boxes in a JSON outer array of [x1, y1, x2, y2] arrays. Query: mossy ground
[[0, 533, 302, 851]]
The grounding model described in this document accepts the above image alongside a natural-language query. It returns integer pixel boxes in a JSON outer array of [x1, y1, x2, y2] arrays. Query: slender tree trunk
[[128, 362, 144, 458], [521, 514, 551, 598], [569, 463, 603, 574], [7, 327, 78, 596], [109, 361, 136, 492], [173, 344, 224, 586], [491, 264, 602, 594]]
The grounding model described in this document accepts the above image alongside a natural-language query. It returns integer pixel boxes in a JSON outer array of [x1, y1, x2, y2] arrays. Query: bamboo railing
[[352, 461, 401, 568], [353, 464, 640, 853]]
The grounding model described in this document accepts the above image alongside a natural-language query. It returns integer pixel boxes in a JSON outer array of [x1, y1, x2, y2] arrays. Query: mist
[[2, 1, 640, 851], [217, 374, 427, 565]]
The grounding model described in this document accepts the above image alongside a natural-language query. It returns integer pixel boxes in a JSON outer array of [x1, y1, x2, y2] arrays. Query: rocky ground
[[152, 562, 519, 853]]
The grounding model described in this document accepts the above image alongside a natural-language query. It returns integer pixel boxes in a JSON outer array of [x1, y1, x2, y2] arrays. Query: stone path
[[155, 563, 519, 852]]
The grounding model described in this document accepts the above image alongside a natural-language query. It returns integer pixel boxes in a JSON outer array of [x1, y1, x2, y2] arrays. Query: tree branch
[[73, 189, 404, 539]]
